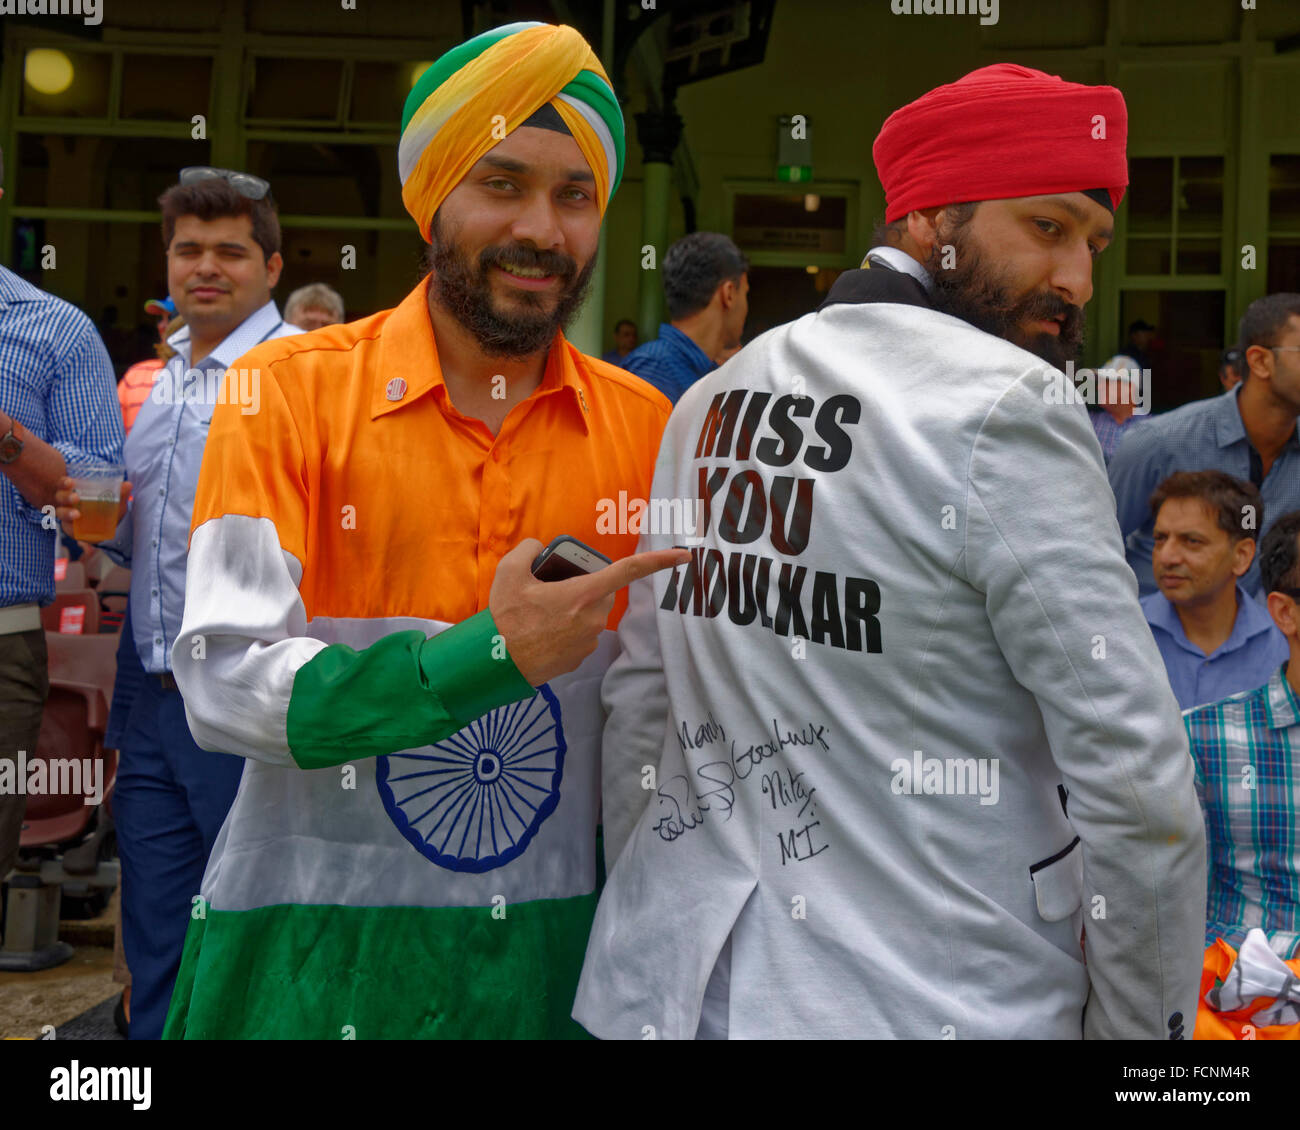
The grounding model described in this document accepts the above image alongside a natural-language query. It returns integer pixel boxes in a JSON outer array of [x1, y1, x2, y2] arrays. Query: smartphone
[[530, 535, 612, 581]]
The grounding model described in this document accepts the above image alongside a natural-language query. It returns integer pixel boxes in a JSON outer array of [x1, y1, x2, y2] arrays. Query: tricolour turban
[[399, 21, 624, 240], [873, 63, 1128, 223]]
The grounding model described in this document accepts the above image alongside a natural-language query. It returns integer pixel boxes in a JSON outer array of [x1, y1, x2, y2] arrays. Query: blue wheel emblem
[[376, 685, 566, 873]]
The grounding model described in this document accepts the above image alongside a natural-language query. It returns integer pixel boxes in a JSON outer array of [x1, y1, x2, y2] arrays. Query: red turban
[[873, 64, 1128, 223]]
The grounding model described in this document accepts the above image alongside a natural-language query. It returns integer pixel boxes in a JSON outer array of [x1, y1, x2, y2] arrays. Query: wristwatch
[[0, 416, 24, 465]]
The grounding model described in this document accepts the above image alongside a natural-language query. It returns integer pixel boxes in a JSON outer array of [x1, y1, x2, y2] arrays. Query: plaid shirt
[[1184, 663, 1300, 958], [1088, 406, 1144, 464]]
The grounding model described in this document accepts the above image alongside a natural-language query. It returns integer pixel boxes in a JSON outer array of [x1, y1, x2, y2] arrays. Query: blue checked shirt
[[1184, 663, 1300, 958], [0, 266, 123, 608], [1088, 407, 1145, 464], [98, 302, 299, 673], [1109, 386, 1300, 599], [620, 323, 716, 404]]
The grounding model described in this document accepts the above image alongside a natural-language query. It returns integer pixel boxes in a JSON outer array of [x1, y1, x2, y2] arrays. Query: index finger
[[568, 547, 692, 602]]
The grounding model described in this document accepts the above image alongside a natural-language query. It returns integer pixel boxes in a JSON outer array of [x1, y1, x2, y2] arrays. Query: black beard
[[425, 215, 596, 360], [926, 229, 1086, 370]]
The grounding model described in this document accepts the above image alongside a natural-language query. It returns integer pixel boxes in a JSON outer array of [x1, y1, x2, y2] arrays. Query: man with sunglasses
[[1111, 292, 1300, 599], [56, 166, 302, 1038], [1184, 509, 1300, 960]]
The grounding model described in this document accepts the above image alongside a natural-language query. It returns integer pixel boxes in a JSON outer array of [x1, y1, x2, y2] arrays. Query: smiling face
[[426, 125, 602, 359], [167, 213, 281, 344], [1152, 496, 1255, 608], [926, 192, 1113, 369]]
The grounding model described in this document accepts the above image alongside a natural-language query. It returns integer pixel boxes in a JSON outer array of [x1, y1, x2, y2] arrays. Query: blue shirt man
[[0, 266, 124, 609], [58, 169, 299, 1040], [1143, 584, 1288, 711], [601, 318, 637, 368], [1109, 295, 1300, 599], [99, 304, 296, 673], [621, 232, 749, 404], [1141, 471, 1286, 711], [0, 263, 122, 885], [621, 322, 717, 404]]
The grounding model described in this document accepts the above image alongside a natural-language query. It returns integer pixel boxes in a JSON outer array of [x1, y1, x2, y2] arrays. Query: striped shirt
[[0, 266, 124, 608], [1184, 663, 1300, 958], [621, 323, 716, 404]]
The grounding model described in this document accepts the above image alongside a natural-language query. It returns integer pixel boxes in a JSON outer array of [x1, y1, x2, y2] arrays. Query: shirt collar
[[168, 300, 284, 369], [1264, 662, 1300, 731], [657, 323, 717, 377], [372, 277, 589, 434], [1145, 584, 1273, 657], [1215, 383, 1249, 448], [863, 245, 934, 292], [0, 265, 22, 309], [1212, 382, 1300, 453]]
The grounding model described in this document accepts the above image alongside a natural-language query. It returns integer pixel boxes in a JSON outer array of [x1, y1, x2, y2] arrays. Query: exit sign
[[778, 165, 813, 183]]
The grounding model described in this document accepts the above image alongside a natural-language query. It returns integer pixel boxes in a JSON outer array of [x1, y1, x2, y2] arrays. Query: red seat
[[39, 589, 100, 635], [54, 559, 87, 591], [93, 564, 131, 632]]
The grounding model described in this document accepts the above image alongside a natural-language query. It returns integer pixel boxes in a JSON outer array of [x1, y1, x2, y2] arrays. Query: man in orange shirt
[[116, 299, 179, 436], [163, 21, 686, 1039]]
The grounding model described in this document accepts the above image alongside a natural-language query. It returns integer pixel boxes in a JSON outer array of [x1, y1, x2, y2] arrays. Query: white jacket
[[574, 295, 1206, 1040]]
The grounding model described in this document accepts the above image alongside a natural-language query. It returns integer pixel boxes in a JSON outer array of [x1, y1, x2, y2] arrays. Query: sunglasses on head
[[179, 166, 271, 201]]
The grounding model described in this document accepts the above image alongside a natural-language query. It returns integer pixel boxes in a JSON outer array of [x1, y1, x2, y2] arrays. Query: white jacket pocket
[[1030, 836, 1083, 922]]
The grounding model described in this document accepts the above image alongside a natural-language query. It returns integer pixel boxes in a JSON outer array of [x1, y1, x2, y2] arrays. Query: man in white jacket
[[574, 64, 1207, 1040]]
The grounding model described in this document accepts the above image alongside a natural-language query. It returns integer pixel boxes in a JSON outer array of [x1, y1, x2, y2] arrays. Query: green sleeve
[[285, 609, 536, 770]]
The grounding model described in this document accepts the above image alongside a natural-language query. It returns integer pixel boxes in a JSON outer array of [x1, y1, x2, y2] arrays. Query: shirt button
[[151, 589, 159, 597], [152, 539, 159, 548], [158, 487, 165, 496], [155, 636, 163, 645]]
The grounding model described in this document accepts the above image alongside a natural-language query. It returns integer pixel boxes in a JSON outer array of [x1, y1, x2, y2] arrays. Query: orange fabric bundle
[[1195, 937, 1300, 1040]]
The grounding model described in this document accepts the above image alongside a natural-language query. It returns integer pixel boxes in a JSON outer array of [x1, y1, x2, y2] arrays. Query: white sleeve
[[966, 364, 1207, 1041], [600, 558, 671, 871]]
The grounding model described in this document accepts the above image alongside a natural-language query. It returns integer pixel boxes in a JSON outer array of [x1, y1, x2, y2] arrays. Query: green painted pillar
[[635, 108, 683, 343]]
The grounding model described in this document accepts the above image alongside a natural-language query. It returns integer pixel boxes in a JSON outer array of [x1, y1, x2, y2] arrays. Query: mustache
[[1013, 290, 1084, 335], [480, 244, 576, 280]]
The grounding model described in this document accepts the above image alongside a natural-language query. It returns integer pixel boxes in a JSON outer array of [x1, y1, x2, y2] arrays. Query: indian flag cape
[[162, 280, 669, 1038]]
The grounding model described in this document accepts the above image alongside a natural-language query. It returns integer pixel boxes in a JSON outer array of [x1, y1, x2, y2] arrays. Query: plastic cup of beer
[[69, 462, 124, 543]]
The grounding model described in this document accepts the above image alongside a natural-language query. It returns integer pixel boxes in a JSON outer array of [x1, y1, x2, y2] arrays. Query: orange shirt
[[118, 358, 163, 437], [190, 276, 671, 629]]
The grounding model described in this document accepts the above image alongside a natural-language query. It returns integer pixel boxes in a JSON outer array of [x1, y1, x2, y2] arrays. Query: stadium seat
[[93, 565, 131, 633], [54, 559, 86, 591], [0, 633, 121, 973], [39, 589, 100, 635]]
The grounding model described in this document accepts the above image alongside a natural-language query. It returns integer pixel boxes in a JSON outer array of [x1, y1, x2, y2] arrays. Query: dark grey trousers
[[0, 628, 49, 883]]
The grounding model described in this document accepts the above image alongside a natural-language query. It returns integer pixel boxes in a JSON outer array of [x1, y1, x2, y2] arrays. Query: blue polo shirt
[[1142, 585, 1291, 711], [620, 323, 716, 404], [1109, 386, 1300, 599]]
